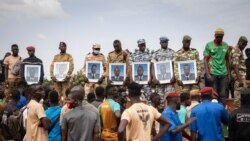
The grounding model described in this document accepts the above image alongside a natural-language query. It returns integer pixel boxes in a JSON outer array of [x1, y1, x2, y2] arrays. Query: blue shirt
[[160, 106, 182, 141], [189, 100, 229, 141], [16, 95, 27, 109], [45, 106, 62, 141]]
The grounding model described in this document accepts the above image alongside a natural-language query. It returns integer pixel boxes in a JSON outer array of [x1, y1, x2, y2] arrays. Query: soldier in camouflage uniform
[[151, 36, 176, 101], [50, 42, 74, 100], [81, 43, 106, 97], [129, 39, 152, 102], [230, 36, 248, 108], [107, 40, 130, 86], [173, 35, 201, 93]]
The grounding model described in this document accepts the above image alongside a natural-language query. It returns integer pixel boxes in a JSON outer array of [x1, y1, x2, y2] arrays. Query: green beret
[[183, 35, 192, 41], [239, 36, 248, 42]]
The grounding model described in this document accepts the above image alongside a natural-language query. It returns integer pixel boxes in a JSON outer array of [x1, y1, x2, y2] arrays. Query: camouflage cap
[[183, 35, 192, 41], [160, 36, 169, 41], [92, 43, 101, 49], [137, 39, 145, 45], [239, 36, 248, 42]]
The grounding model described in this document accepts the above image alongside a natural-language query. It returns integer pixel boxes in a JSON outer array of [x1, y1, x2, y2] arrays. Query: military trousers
[[234, 79, 246, 109]]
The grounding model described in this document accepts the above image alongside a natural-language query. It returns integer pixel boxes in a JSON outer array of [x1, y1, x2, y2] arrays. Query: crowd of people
[[0, 27, 250, 141]]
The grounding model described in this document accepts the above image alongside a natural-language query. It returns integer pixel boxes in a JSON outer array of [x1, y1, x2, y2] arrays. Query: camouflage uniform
[[107, 50, 130, 81], [173, 48, 201, 92], [230, 46, 246, 108], [151, 48, 176, 101], [129, 48, 152, 102], [50, 53, 74, 99], [82, 52, 106, 95]]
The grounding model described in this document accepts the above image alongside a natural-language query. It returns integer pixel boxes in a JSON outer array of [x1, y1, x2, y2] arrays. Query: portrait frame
[[178, 60, 197, 84], [53, 62, 70, 82], [109, 63, 126, 85], [24, 64, 41, 85], [86, 61, 103, 83], [132, 62, 150, 85], [154, 61, 173, 84]]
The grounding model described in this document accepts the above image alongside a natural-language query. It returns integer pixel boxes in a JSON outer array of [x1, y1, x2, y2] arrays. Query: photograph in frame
[[178, 60, 197, 84], [24, 64, 41, 85], [154, 61, 173, 84], [54, 62, 70, 82], [109, 63, 126, 85], [86, 61, 102, 83], [132, 62, 150, 85]]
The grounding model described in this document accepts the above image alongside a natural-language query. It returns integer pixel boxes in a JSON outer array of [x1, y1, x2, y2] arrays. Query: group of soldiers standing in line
[[1, 28, 250, 108], [0, 27, 250, 141]]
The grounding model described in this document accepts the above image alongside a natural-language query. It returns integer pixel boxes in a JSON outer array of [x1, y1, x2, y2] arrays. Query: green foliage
[[70, 71, 84, 86], [43, 78, 52, 86]]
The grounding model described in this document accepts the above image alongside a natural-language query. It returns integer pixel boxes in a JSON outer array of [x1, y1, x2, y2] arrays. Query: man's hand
[[195, 76, 201, 83], [207, 74, 214, 82], [63, 75, 71, 82], [152, 78, 160, 85], [148, 79, 152, 85], [177, 80, 183, 86], [170, 77, 176, 84], [83, 75, 89, 83], [98, 76, 105, 84], [123, 77, 130, 86], [186, 117, 197, 125], [107, 79, 112, 85], [51, 77, 57, 82]]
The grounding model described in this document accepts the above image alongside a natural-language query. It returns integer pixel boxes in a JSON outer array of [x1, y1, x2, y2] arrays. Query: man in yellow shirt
[[4, 44, 22, 102], [82, 43, 106, 96]]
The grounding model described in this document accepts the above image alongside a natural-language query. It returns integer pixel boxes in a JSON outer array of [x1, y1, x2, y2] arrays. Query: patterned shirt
[[107, 50, 130, 77], [173, 48, 201, 80], [50, 53, 74, 78], [230, 46, 246, 80], [151, 48, 175, 62]]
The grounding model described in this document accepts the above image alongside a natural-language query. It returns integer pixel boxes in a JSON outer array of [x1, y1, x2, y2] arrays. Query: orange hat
[[190, 89, 200, 96], [214, 28, 224, 35], [200, 87, 213, 95], [166, 92, 179, 98], [26, 46, 35, 52]]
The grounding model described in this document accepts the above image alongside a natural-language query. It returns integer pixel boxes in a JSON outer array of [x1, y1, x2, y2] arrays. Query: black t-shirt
[[245, 58, 250, 80], [229, 107, 250, 140]]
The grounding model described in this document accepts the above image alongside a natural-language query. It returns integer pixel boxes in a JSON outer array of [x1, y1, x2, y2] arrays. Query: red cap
[[59, 41, 66, 46], [200, 87, 213, 95], [26, 46, 35, 51], [166, 92, 179, 98]]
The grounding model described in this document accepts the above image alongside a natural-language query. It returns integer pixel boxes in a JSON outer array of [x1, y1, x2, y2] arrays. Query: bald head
[[69, 85, 85, 101]]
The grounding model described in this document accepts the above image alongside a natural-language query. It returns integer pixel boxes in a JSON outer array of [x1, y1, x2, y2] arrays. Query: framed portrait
[[109, 63, 126, 85], [86, 61, 102, 83], [154, 61, 173, 84], [132, 62, 150, 85], [178, 60, 197, 84], [54, 62, 70, 82], [24, 64, 41, 85]]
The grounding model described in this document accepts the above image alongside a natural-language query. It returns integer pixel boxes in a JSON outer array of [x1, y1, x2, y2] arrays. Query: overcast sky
[[1, 0, 250, 78]]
